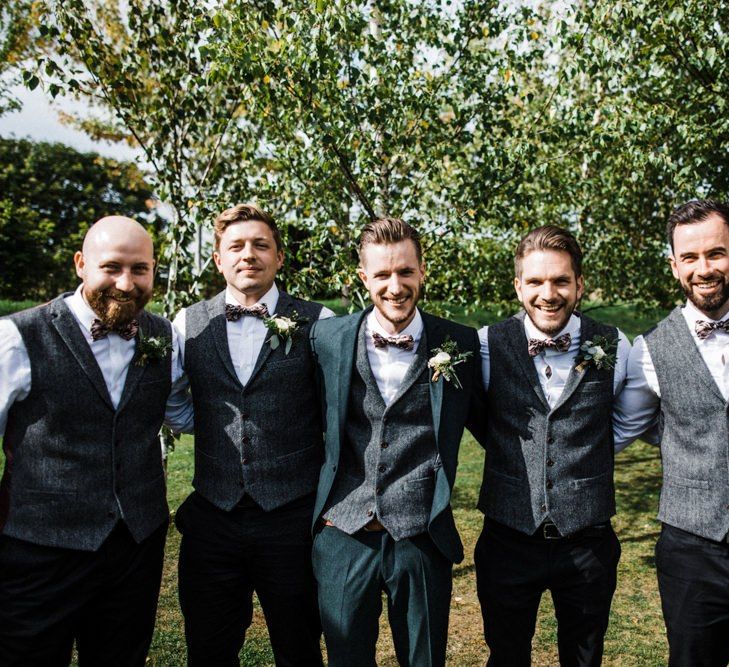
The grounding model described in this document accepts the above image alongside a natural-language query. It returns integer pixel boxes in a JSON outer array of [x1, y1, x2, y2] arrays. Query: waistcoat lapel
[[246, 291, 294, 386], [116, 311, 156, 413], [48, 297, 114, 410], [666, 306, 726, 403], [550, 313, 603, 413], [505, 312, 550, 410], [338, 309, 368, 437], [206, 292, 241, 387]]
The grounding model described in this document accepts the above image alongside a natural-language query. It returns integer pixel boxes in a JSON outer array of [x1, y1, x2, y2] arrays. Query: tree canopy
[[0, 137, 154, 300], [7, 0, 728, 312]]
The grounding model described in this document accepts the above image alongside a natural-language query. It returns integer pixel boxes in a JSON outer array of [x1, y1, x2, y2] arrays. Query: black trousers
[[475, 518, 620, 667], [656, 523, 729, 667], [0, 520, 167, 667], [176, 491, 323, 667]]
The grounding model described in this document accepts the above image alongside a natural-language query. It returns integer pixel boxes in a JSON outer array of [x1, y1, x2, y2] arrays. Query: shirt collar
[[367, 307, 423, 342], [524, 311, 580, 342], [682, 299, 728, 326], [225, 282, 279, 314], [66, 285, 101, 334]]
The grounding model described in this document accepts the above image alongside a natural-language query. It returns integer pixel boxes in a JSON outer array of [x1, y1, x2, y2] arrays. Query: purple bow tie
[[372, 332, 415, 351], [225, 303, 270, 322], [528, 333, 571, 357], [90, 318, 139, 342], [695, 319, 729, 340]]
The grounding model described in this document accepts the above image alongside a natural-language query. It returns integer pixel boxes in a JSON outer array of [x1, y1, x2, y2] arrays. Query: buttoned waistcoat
[[310, 307, 484, 563], [645, 307, 729, 541], [1, 295, 171, 551], [184, 290, 325, 511], [480, 312, 617, 536]]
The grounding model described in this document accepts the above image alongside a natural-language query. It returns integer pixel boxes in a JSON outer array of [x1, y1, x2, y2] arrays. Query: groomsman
[[310, 217, 484, 666], [627, 199, 729, 667], [475, 225, 648, 666], [0, 216, 190, 666], [173, 203, 333, 666]]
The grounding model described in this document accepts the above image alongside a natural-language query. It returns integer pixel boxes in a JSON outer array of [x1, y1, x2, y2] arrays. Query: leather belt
[[322, 518, 387, 532]]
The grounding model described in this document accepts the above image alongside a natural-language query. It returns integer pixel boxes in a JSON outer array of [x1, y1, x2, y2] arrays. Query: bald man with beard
[[0, 216, 192, 666]]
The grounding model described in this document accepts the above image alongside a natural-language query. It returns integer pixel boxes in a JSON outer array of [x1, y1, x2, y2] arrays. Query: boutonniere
[[264, 311, 309, 355], [575, 334, 618, 373], [135, 332, 172, 367], [428, 337, 472, 389]]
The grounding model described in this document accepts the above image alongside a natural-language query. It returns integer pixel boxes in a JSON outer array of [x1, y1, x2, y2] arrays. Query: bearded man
[[0, 216, 191, 666], [627, 199, 729, 667]]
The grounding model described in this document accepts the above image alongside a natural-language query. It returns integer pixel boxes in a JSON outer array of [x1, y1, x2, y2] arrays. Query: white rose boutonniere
[[135, 332, 173, 367], [264, 311, 309, 355], [428, 337, 472, 389], [575, 334, 618, 373]]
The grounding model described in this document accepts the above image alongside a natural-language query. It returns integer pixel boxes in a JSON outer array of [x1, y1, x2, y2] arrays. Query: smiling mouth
[[694, 279, 722, 291], [537, 303, 563, 313]]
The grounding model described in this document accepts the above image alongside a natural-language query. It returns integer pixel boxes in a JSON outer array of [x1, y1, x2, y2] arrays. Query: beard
[[85, 287, 149, 327], [682, 276, 729, 317]]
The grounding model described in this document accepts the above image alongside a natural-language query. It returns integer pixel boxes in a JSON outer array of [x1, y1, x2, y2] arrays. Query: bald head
[[74, 216, 155, 325], [82, 216, 153, 261]]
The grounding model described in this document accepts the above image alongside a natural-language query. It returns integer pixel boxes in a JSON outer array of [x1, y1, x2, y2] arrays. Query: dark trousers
[[0, 520, 167, 667], [656, 523, 729, 667], [312, 525, 453, 667], [176, 491, 323, 667], [475, 518, 620, 667]]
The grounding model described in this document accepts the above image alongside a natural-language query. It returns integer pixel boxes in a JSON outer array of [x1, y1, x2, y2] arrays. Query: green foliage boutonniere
[[264, 311, 309, 355], [428, 337, 472, 389], [575, 334, 618, 373], [135, 332, 172, 367]]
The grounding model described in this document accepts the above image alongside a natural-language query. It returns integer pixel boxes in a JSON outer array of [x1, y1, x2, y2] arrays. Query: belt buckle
[[542, 521, 562, 540]]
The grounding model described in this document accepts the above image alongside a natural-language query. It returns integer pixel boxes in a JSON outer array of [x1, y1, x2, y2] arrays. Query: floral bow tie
[[372, 332, 415, 351], [90, 318, 138, 342], [695, 319, 729, 340], [528, 333, 571, 357], [225, 303, 270, 322]]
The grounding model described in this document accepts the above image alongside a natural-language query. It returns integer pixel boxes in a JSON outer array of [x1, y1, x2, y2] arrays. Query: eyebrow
[[679, 246, 725, 259]]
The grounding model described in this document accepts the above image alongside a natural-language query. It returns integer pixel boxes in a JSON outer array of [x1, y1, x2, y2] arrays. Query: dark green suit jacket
[[309, 306, 486, 563]]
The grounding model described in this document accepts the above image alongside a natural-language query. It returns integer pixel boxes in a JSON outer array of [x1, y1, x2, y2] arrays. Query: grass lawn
[[0, 299, 670, 664]]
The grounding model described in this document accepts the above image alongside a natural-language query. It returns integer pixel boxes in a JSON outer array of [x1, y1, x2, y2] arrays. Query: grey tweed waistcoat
[[645, 307, 729, 541], [323, 321, 439, 539], [480, 312, 617, 536], [1, 295, 171, 551], [184, 290, 324, 511]]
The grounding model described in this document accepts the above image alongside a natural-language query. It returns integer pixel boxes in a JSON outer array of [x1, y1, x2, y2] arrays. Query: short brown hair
[[666, 199, 729, 251], [514, 225, 583, 277], [213, 203, 281, 251], [358, 217, 422, 264]]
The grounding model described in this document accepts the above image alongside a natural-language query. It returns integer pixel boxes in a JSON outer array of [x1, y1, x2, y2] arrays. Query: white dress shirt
[[478, 312, 645, 452], [626, 301, 729, 443], [0, 285, 190, 437], [173, 283, 335, 387], [364, 309, 424, 407]]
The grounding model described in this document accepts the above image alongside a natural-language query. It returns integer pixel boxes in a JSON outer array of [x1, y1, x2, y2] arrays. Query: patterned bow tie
[[225, 302, 270, 322], [372, 332, 415, 351], [695, 319, 729, 340], [528, 333, 571, 357], [90, 318, 139, 342]]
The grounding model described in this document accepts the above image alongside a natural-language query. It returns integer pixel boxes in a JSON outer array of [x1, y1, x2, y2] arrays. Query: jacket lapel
[[422, 312, 444, 450], [337, 308, 369, 438], [207, 292, 241, 387], [48, 296, 114, 409], [505, 312, 550, 410]]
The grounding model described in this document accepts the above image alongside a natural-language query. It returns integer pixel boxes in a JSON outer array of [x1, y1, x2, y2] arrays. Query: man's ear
[[74, 251, 85, 280]]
